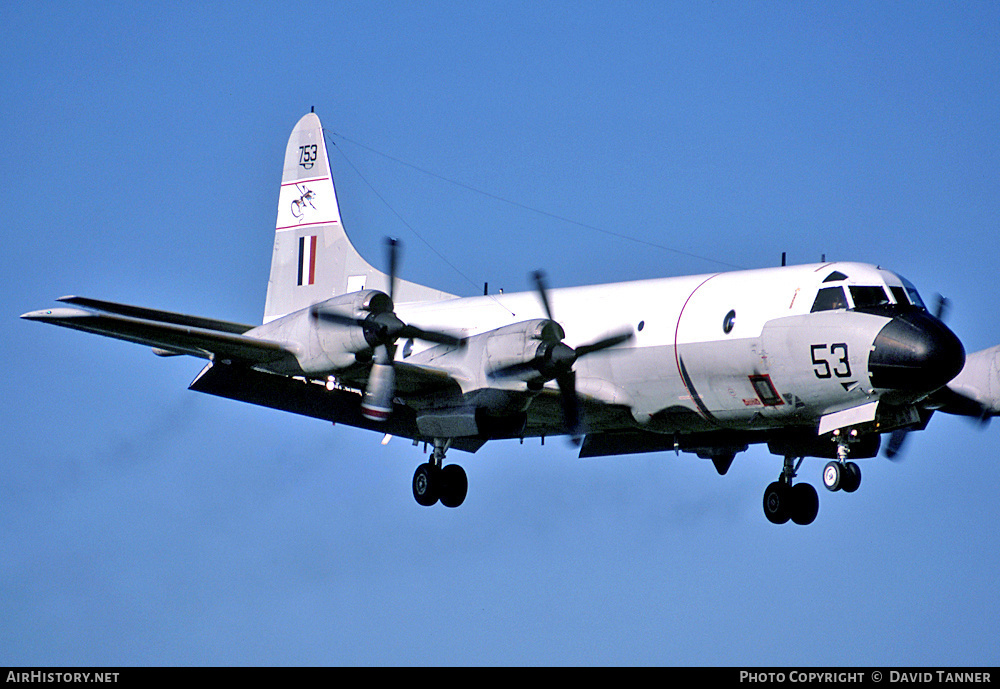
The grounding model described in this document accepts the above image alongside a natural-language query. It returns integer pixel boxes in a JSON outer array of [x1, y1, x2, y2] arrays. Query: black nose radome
[[869, 310, 965, 392]]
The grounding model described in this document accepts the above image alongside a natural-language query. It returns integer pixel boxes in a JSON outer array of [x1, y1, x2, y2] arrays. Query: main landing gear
[[762, 431, 866, 525], [412, 439, 468, 508], [762, 456, 819, 525]]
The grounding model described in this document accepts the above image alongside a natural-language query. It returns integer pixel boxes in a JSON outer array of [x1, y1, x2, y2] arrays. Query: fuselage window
[[810, 286, 848, 312], [849, 286, 891, 309], [749, 375, 784, 406], [722, 310, 736, 334]]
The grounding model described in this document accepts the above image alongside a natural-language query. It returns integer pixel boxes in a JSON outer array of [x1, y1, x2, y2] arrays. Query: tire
[[823, 461, 842, 492], [790, 483, 819, 525], [412, 463, 439, 506], [439, 464, 468, 508], [841, 462, 861, 493], [763, 481, 791, 524]]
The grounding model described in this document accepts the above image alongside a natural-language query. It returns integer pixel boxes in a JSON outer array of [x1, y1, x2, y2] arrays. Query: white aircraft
[[23, 112, 1000, 524]]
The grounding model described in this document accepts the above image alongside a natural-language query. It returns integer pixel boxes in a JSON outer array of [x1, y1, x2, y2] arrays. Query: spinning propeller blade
[[311, 237, 461, 422], [884, 429, 910, 461], [883, 293, 983, 461], [528, 270, 634, 442], [934, 294, 949, 322], [532, 271, 556, 323], [886, 295, 942, 460]]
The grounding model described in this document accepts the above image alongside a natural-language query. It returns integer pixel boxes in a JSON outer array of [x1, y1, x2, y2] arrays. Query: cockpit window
[[904, 285, 926, 310], [849, 286, 891, 309], [890, 286, 909, 306], [822, 271, 848, 283], [811, 286, 848, 312]]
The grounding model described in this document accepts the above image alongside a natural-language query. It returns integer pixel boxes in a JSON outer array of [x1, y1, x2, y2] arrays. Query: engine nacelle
[[945, 344, 1000, 417], [312, 290, 393, 363], [482, 319, 564, 381], [249, 290, 390, 375]]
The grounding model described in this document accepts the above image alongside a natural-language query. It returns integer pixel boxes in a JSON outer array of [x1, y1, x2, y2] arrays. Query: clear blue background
[[3, 1, 999, 666]]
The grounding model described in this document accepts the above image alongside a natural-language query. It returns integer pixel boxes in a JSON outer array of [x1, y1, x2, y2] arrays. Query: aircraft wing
[[54, 296, 255, 334], [187, 360, 487, 453], [21, 298, 297, 368]]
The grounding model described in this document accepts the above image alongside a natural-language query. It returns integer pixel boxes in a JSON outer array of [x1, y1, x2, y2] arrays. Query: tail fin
[[263, 112, 454, 323]]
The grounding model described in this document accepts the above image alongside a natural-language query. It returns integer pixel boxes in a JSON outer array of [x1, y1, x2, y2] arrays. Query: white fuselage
[[390, 261, 910, 434]]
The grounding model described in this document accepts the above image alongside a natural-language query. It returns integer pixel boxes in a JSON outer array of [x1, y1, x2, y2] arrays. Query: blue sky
[[3, 1, 999, 666]]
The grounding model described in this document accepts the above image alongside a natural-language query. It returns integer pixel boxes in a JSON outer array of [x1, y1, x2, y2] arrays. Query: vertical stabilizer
[[263, 112, 454, 323]]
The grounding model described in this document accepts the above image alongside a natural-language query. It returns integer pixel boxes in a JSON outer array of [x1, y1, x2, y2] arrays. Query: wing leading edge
[[21, 297, 296, 367], [55, 296, 255, 334]]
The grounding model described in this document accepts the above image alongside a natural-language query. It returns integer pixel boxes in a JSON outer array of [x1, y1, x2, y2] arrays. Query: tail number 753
[[811, 343, 851, 379]]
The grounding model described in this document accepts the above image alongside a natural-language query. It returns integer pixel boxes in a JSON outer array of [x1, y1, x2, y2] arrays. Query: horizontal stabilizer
[[21, 306, 296, 367]]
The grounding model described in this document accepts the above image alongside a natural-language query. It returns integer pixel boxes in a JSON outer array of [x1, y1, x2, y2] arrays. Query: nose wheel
[[823, 460, 861, 493], [823, 429, 863, 493]]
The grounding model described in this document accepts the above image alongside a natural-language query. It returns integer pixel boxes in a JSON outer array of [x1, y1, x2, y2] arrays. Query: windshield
[[811, 286, 848, 312], [900, 277, 927, 310], [850, 286, 891, 309], [810, 271, 928, 314]]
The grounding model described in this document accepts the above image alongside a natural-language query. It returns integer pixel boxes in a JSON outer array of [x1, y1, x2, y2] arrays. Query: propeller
[[884, 427, 914, 461], [933, 294, 949, 322], [493, 271, 634, 442], [884, 293, 957, 461], [311, 238, 462, 422]]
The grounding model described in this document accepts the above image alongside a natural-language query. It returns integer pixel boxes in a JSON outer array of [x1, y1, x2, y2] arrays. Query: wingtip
[[20, 307, 92, 321]]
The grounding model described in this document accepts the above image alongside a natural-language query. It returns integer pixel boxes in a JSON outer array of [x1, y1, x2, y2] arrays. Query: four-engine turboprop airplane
[[22, 112, 1000, 524]]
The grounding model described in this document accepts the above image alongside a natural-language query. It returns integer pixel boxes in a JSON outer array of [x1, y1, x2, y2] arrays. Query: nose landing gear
[[823, 428, 862, 493], [823, 460, 861, 493]]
